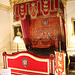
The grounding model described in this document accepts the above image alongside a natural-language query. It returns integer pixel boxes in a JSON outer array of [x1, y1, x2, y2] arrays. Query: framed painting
[[13, 24, 23, 39], [72, 19, 75, 35]]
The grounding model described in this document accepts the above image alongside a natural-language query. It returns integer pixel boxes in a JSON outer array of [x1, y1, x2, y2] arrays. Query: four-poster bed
[[3, 0, 66, 75], [13, 0, 66, 50]]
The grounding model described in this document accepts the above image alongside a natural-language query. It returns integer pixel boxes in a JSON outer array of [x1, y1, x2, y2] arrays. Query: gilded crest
[[22, 58, 28, 67]]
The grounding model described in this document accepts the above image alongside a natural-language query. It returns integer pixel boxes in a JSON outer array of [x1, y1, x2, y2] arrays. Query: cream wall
[[0, 0, 10, 6], [0, 1, 27, 74], [66, 0, 75, 56], [9, 11, 27, 52], [0, 7, 11, 74]]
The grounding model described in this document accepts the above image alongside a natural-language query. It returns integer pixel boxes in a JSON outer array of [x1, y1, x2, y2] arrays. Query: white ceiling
[[0, 0, 10, 6]]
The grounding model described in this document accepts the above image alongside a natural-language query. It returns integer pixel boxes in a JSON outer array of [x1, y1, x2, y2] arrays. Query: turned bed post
[[49, 54, 55, 75], [3, 52, 7, 69]]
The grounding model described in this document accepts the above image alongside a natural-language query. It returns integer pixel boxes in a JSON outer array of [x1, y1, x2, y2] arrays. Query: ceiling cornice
[[68, 0, 75, 1], [9, 0, 35, 7], [0, 3, 12, 11], [67, 0, 75, 2], [9, 0, 67, 8]]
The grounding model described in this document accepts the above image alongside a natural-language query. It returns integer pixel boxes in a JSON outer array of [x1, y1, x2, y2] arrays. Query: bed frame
[[3, 51, 55, 75]]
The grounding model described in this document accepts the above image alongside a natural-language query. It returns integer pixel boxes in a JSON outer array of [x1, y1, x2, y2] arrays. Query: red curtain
[[21, 15, 30, 46]]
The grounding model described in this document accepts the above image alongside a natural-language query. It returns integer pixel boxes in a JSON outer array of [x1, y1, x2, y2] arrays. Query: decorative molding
[[9, 0, 67, 8], [61, 0, 67, 7], [67, 0, 75, 3], [68, 0, 75, 1], [9, 0, 35, 7], [0, 3, 12, 11]]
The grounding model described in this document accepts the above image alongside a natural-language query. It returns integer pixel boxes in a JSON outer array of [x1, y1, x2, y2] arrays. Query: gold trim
[[67, 56, 70, 73], [9, 67, 49, 74], [11, 72, 28, 75], [67, 56, 75, 73], [10, 0, 67, 8], [69, 70, 75, 72], [7, 53, 49, 62], [9, 0, 36, 7], [36, 14, 58, 19], [61, 0, 67, 7], [64, 53, 66, 74], [0, 3, 12, 11], [72, 19, 75, 35]]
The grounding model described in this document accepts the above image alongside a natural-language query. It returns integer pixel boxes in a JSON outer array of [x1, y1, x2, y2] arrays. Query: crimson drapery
[[21, 15, 30, 45]]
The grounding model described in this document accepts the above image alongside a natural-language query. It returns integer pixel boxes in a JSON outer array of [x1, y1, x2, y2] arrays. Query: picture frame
[[72, 19, 75, 35], [13, 24, 23, 39]]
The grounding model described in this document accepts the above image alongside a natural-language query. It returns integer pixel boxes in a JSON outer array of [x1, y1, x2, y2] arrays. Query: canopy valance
[[13, 0, 64, 21]]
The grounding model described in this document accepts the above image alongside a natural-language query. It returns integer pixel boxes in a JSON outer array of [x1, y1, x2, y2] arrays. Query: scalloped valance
[[13, 0, 64, 21]]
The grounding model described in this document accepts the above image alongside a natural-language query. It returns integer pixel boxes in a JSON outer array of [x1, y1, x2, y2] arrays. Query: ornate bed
[[2, 0, 66, 74], [3, 51, 55, 75]]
